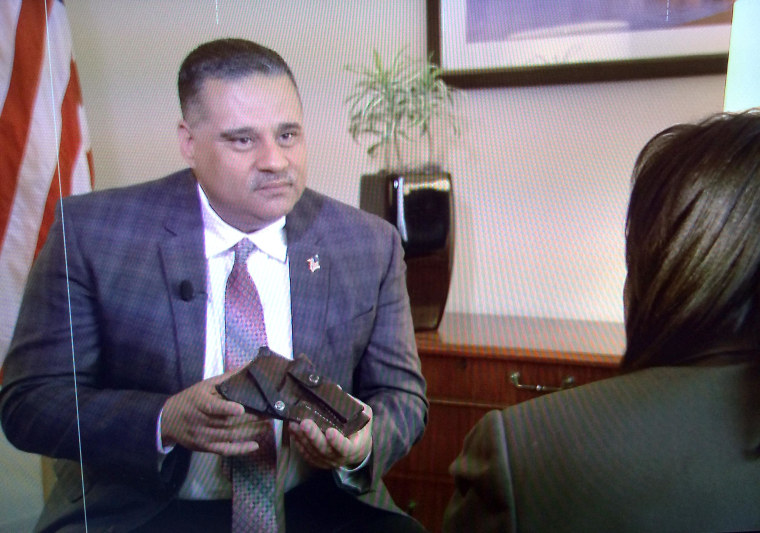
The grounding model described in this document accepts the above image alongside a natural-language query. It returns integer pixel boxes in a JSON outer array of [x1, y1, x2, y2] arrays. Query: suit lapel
[[287, 190, 329, 363], [158, 171, 207, 390], [154, 183, 333, 389]]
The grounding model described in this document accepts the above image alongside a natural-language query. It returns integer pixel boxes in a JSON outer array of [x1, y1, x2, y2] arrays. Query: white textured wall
[[0, 432, 44, 531], [63, 0, 726, 324]]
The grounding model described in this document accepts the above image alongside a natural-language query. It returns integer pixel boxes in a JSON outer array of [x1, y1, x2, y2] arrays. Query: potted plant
[[345, 49, 462, 330]]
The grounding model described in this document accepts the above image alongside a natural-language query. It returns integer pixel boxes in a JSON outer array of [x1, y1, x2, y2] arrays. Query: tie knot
[[233, 239, 256, 265]]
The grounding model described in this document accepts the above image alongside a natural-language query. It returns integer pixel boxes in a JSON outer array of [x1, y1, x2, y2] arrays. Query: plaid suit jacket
[[0, 169, 427, 532]]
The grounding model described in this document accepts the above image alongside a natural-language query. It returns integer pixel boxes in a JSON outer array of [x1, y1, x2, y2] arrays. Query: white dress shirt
[[167, 184, 368, 499], [177, 184, 293, 499]]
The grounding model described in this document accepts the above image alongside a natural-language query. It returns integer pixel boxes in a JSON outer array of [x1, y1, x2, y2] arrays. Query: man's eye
[[280, 131, 298, 144], [227, 136, 255, 151]]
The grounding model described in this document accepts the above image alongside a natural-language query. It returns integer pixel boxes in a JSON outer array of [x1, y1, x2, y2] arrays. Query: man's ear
[[177, 120, 195, 167]]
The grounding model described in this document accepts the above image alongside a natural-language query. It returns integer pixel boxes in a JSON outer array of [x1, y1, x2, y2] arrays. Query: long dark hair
[[623, 111, 760, 370]]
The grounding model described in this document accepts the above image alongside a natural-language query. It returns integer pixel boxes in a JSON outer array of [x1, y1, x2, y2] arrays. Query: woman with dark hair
[[624, 111, 760, 370], [443, 111, 760, 533]]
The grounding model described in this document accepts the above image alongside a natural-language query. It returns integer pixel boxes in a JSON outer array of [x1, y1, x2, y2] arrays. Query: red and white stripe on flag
[[0, 0, 94, 370]]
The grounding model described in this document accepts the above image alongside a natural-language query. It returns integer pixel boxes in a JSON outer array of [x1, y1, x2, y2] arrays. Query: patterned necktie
[[225, 239, 279, 533]]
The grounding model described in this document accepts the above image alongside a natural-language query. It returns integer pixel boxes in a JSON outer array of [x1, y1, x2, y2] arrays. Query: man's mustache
[[250, 172, 296, 187]]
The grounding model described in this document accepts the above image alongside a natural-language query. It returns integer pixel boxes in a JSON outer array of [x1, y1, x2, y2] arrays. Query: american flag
[[0, 0, 93, 372]]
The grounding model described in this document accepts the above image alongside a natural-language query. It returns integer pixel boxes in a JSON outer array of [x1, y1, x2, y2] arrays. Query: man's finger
[[209, 439, 261, 456], [324, 427, 351, 454], [198, 396, 245, 417]]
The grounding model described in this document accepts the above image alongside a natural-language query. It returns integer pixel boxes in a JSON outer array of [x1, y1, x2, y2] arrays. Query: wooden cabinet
[[384, 313, 625, 533]]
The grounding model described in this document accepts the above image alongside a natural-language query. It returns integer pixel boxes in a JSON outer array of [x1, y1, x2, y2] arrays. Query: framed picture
[[427, 0, 733, 87]]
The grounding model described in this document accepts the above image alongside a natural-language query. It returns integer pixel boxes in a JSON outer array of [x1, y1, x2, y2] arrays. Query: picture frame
[[427, 0, 732, 88]]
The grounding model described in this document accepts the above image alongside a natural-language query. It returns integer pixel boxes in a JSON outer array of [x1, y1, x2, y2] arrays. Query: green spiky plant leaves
[[345, 49, 461, 172]]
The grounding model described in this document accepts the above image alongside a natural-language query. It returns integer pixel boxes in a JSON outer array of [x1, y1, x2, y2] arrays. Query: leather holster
[[216, 347, 370, 437]]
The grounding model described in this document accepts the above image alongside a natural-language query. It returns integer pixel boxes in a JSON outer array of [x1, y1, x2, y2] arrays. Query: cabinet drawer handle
[[509, 371, 575, 392]]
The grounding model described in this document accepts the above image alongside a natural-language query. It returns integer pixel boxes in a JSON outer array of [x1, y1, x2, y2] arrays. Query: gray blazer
[[444, 362, 760, 532], [0, 169, 427, 532]]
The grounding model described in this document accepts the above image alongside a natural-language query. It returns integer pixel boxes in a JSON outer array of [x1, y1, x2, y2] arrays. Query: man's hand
[[288, 399, 373, 470], [161, 371, 269, 456]]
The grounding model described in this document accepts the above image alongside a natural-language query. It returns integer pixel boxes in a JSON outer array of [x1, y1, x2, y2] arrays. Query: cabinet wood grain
[[384, 313, 625, 532]]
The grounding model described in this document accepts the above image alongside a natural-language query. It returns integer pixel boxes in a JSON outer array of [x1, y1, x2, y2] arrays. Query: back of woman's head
[[623, 110, 760, 370]]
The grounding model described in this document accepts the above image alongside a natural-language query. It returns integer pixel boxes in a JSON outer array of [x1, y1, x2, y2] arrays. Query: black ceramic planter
[[359, 170, 454, 331]]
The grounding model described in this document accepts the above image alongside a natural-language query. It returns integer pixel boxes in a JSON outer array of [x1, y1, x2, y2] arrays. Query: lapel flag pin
[[307, 254, 320, 273]]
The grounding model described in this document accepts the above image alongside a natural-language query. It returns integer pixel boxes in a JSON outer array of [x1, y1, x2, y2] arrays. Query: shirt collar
[[197, 183, 287, 263]]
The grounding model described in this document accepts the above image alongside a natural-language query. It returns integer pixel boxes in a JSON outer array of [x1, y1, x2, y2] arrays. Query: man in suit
[[0, 39, 427, 532]]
